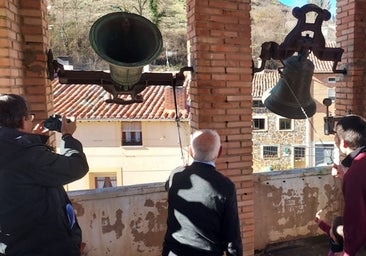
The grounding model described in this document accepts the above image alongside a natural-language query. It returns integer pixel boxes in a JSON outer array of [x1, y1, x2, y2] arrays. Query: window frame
[[122, 122, 143, 146], [314, 143, 335, 166], [252, 116, 268, 131], [277, 117, 293, 131], [89, 172, 118, 189], [262, 145, 279, 159], [294, 146, 306, 160], [252, 99, 265, 108]]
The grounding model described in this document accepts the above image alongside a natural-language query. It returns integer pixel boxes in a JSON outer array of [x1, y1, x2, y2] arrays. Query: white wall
[[57, 120, 191, 190]]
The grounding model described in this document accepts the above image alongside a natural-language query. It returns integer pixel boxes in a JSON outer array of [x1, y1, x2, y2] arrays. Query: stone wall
[[252, 112, 307, 171]]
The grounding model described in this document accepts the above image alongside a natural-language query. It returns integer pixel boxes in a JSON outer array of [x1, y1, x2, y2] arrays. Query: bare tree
[[48, 0, 188, 70]]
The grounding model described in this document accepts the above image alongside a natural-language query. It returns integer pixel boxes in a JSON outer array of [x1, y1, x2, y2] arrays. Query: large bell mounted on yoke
[[47, 11, 193, 105], [89, 12, 163, 87], [253, 4, 345, 119], [262, 54, 316, 119]]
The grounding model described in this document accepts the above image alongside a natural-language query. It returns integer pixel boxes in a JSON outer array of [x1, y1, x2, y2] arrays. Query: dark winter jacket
[[0, 126, 89, 256], [162, 162, 243, 256]]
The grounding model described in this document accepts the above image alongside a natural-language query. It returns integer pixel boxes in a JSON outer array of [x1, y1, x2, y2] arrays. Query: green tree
[[148, 0, 165, 26]]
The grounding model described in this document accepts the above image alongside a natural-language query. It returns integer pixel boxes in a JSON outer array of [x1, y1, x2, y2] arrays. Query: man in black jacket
[[0, 94, 89, 256], [162, 129, 243, 256]]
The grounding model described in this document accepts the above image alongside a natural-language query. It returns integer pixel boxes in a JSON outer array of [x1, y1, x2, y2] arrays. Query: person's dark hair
[[335, 115, 366, 149], [0, 94, 29, 129]]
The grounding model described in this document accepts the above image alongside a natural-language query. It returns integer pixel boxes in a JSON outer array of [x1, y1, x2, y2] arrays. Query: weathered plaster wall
[[69, 167, 342, 255], [69, 183, 167, 256], [253, 167, 342, 250]]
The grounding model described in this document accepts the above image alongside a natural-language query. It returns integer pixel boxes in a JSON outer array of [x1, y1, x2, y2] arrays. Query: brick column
[[336, 0, 366, 116], [0, 0, 24, 94], [0, 0, 54, 142], [19, 0, 53, 122], [187, 0, 254, 255]]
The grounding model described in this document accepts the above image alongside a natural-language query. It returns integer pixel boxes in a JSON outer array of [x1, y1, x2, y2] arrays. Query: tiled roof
[[308, 42, 336, 73], [252, 70, 280, 98], [51, 79, 189, 120]]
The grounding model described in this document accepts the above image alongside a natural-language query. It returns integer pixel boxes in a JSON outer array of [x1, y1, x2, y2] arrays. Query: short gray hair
[[335, 114, 366, 149], [190, 129, 221, 162]]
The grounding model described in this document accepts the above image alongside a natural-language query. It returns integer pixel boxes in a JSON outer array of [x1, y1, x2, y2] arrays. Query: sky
[[278, 0, 336, 16]]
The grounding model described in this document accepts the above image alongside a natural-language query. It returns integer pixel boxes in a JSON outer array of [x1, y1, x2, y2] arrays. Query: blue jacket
[[0, 127, 89, 256]]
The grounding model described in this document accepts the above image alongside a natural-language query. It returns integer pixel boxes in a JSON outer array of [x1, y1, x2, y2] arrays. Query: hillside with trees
[[251, 0, 335, 69], [47, 0, 187, 70], [47, 0, 335, 71]]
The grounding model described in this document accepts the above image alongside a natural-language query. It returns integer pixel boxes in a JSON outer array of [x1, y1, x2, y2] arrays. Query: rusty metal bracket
[[47, 49, 193, 105], [253, 4, 346, 75]]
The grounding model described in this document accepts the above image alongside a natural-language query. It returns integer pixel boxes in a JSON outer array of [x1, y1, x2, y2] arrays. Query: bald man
[[162, 129, 243, 256]]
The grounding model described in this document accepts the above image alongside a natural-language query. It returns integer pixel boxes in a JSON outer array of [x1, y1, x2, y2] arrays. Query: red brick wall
[[0, 0, 23, 94], [187, 0, 254, 255], [0, 0, 52, 122], [0, 0, 54, 143], [336, 0, 366, 116], [20, 0, 53, 122]]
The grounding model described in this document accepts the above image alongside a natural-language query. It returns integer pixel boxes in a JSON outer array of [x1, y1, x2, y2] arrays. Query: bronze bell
[[262, 55, 316, 119], [89, 12, 163, 88]]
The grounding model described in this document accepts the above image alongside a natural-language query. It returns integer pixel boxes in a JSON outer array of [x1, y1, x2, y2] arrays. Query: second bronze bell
[[262, 55, 316, 119]]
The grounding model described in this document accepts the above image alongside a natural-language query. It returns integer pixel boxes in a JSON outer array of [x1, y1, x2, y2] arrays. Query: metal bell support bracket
[[252, 4, 347, 120], [48, 54, 193, 105], [252, 4, 346, 75]]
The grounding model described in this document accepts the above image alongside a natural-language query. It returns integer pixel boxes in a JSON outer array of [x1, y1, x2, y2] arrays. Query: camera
[[44, 114, 66, 132]]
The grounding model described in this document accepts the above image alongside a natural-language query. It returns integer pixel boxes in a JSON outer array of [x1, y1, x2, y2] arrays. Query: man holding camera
[[0, 94, 89, 256]]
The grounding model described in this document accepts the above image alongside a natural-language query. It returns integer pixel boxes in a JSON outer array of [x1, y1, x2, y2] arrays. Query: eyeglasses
[[26, 114, 35, 122]]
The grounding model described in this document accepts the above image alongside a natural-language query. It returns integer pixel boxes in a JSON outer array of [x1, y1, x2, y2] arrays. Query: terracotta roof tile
[[252, 70, 280, 98], [51, 79, 189, 120]]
